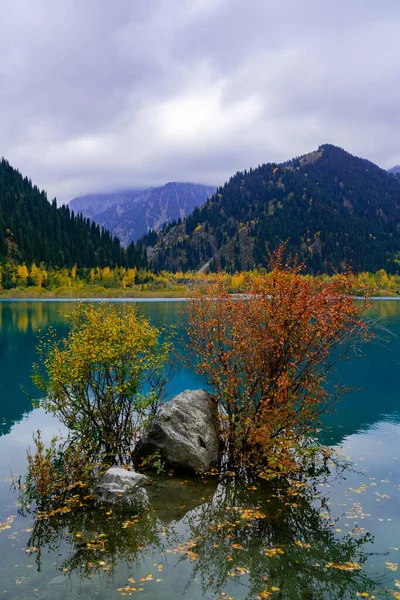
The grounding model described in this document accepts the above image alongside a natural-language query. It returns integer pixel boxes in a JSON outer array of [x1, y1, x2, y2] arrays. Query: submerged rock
[[146, 474, 218, 522], [96, 466, 148, 494], [136, 389, 220, 473]]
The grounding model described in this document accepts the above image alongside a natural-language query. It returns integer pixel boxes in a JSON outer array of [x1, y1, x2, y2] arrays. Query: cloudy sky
[[1, 0, 400, 203]]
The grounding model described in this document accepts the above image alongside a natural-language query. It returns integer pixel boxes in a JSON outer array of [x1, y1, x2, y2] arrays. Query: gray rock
[[96, 467, 148, 494], [136, 389, 219, 473]]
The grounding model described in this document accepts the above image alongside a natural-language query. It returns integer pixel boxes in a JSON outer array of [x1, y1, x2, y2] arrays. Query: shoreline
[[0, 293, 399, 302], [0, 296, 189, 302]]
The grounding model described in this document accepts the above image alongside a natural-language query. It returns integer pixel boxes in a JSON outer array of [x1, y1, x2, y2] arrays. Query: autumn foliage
[[186, 250, 372, 470], [32, 303, 173, 464]]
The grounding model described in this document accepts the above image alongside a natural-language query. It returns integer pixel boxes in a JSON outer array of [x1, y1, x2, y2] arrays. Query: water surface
[[0, 301, 400, 599]]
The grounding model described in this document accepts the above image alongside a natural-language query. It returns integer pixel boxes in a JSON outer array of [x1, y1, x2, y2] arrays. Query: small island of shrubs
[[22, 249, 372, 507]]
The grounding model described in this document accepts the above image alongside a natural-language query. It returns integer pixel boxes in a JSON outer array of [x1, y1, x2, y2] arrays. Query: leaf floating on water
[[0, 515, 16, 532], [385, 561, 398, 571], [228, 566, 249, 577], [325, 561, 361, 571], [240, 509, 266, 520], [264, 547, 285, 557]]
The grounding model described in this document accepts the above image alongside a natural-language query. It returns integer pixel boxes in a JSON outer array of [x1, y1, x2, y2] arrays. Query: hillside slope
[[144, 145, 400, 274], [69, 182, 216, 246], [0, 158, 145, 268]]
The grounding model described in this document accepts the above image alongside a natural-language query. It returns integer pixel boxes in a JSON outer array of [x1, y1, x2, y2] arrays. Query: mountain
[[389, 166, 400, 175], [143, 145, 400, 274], [69, 182, 217, 246], [68, 188, 144, 219], [0, 158, 146, 269]]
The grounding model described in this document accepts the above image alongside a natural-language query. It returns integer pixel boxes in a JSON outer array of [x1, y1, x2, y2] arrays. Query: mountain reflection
[[2, 300, 400, 442], [0, 302, 69, 435]]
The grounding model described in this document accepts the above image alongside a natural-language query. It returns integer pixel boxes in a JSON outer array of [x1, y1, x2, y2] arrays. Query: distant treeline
[[1, 263, 399, 297]]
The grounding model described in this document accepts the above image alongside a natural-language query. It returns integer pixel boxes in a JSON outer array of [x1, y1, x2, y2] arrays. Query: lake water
[[1, 300, 400, 599]]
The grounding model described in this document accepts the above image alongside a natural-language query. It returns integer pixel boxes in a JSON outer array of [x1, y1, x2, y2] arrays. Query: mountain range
[[68, 182, 217, 247], [2, 145, 400, 276], [142, 145, 400, 274]]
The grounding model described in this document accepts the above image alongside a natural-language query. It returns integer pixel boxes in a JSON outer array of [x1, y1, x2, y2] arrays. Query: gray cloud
[[0, 0, 400, 203]]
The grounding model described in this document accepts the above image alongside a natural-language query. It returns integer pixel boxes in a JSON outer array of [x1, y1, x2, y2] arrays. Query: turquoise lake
[[1, 300, 400, 599]]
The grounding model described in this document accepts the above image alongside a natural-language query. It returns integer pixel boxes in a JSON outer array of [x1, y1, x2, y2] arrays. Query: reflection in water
[[15, 472, 382, 600], [0, 303, 69, 435], [1, 301, 400, 598], [0, 301, 200, 437], [2, 299, 400, 443]]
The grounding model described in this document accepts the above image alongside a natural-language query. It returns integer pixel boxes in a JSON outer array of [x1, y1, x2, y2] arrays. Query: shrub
[[32, 303, 174, 464], [186, 250, 372, 470], [23, 430, 91, 504]]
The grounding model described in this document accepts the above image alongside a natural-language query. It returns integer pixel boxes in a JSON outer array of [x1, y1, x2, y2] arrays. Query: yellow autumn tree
[[30, 263, 46, 287], [16, 264, 29, 287], [32, 303, 174, 463]]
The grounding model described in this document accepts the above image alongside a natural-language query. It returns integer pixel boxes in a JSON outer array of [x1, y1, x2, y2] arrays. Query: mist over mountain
[[69, 182, 216, 246], [143, 145, 400, 274]]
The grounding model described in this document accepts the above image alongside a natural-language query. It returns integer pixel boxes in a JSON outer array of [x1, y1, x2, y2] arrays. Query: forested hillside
[[0, 159, 146, 269], [145, 145, 400, 274]]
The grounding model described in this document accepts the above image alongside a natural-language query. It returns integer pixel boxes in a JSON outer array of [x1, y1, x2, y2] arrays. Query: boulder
[[96, 466, 148, 494], [136, 389, 219, 473]]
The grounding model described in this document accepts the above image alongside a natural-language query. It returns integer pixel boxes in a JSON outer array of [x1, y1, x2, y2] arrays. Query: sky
[[1, 0, 400, 204]]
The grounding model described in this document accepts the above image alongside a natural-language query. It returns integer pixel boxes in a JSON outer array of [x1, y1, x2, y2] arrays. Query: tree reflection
[[18, 473, 383, 599], [20, 488, 175, 579], [183, 476, 380, 600]]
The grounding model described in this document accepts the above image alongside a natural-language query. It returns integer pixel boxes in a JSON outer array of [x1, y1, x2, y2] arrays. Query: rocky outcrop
[[96, 467, 148, 494], [136, 389, 219, 473]]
